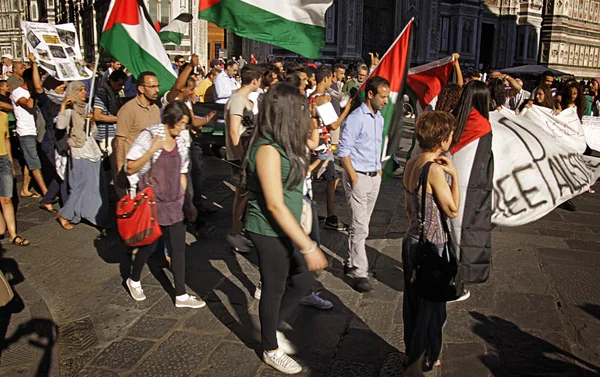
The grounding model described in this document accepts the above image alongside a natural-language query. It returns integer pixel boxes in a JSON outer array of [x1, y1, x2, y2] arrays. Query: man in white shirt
[[1, 54, 13, 78], [224, 64, 261, 253], [213, 61, 240, 104], [11, 54, 48, 198]]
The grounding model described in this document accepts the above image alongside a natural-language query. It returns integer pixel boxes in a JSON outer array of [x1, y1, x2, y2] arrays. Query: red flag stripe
[[199, 0, 222, 12], [103, 0, 139, 30]]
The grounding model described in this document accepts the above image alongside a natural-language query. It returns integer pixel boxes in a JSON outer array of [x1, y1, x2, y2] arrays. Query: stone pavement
[[0, 137, 599, 377]]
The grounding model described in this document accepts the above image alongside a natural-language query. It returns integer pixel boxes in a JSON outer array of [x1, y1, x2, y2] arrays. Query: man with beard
[[114, 71, 161, 189]]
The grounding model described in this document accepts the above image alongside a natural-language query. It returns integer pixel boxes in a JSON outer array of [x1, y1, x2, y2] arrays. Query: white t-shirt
[[11, 87, 37, 137]]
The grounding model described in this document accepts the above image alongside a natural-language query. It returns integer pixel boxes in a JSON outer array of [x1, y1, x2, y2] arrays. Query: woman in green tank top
[[242, 83, 328, 375]]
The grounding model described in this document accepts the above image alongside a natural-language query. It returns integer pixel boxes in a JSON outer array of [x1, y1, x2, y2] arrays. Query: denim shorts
[[0, 155, 13, 198], [18, 135, 42, 171]]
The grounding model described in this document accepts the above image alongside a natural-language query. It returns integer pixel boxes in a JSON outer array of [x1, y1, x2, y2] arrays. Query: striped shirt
[[126, 123, 191, 186], [93, 87, 117, 141]]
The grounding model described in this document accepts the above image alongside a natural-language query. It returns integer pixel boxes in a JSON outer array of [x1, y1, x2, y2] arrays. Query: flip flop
[[10, 235, 30, 246], [39, 205, 58, 213], [21, 193, 41, 199]]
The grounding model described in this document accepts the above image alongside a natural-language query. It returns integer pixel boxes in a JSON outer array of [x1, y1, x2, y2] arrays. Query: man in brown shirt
[[114, 71, 161, 189]]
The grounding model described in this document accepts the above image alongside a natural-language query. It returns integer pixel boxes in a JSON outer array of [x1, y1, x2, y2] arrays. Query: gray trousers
[[342, 171, 382, 278]]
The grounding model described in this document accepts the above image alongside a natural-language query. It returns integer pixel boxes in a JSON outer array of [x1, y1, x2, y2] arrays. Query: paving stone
[[490, 245, 540, 271], [127, 316, 178, 339], [314, 288, 360, 318], [366, 269, 403, 301], [75, 368, 120, 377], [495, 292, 563, 332], [91, 338, 154, 370], [498, 327, 583, 377], [544, 264, 600, 310], [377, 246, 402, 264], [335, 328, 396, 365], [60, 348, 99, 377], [58, 316, 99, 354], [328, 360, 377, 377], [393, 293, 404, 324], [565, 239, 600, 252], [288, 312, 348, 356], [448, 282, 495, 311], [350, 300, 396, 334], [183, 301, 239, 337], [382, 324, 404, 353], [319, 271, 356, 292], [443, 309, 493, 344], [196, 341, 262, 377], [441, 343, 490, 377], [129, 331, 222, 377], [537, 248, 600, 268], [492, 266, 551, 296], [379, 351, 405, 377]]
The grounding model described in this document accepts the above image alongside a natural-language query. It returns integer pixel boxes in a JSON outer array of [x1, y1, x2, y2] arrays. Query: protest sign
[[21, 21, 92, 81], [582, 116, 600, 152], [520, 105, 587, 154], [490, 108, 600, 226]]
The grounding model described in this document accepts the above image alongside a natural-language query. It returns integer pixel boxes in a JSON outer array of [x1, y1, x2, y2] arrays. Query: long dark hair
[[452, 80, 490, 146], [243, 82, 309, 188], [560, 81, 587, 120], [533, 85, 555, 109], [488, 78, 507, 110]]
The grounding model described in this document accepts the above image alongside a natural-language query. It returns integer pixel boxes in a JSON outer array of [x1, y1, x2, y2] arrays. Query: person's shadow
[[0, 246, 59, 377], [470, 311, 600, 376]]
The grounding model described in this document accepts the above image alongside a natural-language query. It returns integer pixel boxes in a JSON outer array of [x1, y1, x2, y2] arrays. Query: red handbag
[[116, 186, 162, 247]]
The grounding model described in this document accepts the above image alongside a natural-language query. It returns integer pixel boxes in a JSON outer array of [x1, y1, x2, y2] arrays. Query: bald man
[[7, 62, 24, 92]]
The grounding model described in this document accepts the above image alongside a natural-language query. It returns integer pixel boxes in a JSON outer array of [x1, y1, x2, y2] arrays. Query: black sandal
[[39, 205, 58, 213], [10, 236, 31, 246]]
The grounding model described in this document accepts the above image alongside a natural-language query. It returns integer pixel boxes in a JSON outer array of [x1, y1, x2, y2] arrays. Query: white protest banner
[[21, 21, 92, 81], [490, 109, 600, 226], [520, 105, 587, 154], [582, 116, 600, 152]]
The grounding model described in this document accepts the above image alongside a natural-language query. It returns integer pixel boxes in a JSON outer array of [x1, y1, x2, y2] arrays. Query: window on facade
[[160, 0, 170, 24], [207, 43, 211, 60], [148, 0, 158, 22], [214, 43, 222, 59]]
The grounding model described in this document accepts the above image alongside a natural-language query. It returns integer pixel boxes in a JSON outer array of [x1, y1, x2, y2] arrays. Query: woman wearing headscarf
[[55, 81, 108, 230]]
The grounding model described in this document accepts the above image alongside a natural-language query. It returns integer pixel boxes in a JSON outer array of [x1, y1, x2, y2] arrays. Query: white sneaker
[[175, 295, 207, 308], [300, 292, 333, 310], [276, 331, 297, 355], [263, 349, 302, 374], [449, 289, 471, 303], [254, 287, 262, 300], [126, 278, 146, 301]]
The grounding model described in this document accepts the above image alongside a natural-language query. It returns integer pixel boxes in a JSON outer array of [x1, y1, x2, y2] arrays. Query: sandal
[[10, 235, 30, 246], [39, 204, 58, 213], [56, 215, 73, 230], [21, 192, 41, 199]]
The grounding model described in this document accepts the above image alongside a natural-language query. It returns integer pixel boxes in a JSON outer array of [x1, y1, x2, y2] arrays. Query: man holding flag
[[338, 76, 390, 292]]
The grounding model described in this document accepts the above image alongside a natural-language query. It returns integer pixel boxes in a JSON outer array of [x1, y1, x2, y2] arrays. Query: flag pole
[[364, 17, 414, 84], [85, 52, 100, 135]]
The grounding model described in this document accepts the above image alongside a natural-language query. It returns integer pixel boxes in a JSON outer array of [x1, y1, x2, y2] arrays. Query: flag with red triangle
[[357, 18, 413, 181], [100, 0, 176, 93]]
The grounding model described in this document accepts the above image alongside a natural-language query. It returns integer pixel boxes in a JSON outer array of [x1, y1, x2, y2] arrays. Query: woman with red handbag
[[124, 100, 204, 309]]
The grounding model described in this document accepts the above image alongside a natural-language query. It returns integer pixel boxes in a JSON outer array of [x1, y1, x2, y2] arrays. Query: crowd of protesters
[[0, 48, 598, 375]]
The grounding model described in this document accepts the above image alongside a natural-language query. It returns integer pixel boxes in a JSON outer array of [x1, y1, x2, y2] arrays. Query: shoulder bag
[[414, 161, 464, 302], [116, 143, 162, 247]]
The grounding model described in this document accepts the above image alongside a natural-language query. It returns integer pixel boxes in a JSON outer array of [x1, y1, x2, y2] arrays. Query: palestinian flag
[[199, 0, 333, 59], [407, 55, 456, 113], [159, 13, 193, 44], [358, 19, 413, 181], [100, 0, 176, 93], [449, 109, 493, 284]]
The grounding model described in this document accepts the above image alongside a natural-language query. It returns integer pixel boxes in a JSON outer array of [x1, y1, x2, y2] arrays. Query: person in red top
[[250, 54, 258, 65], [449, 80, 493, 287]]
